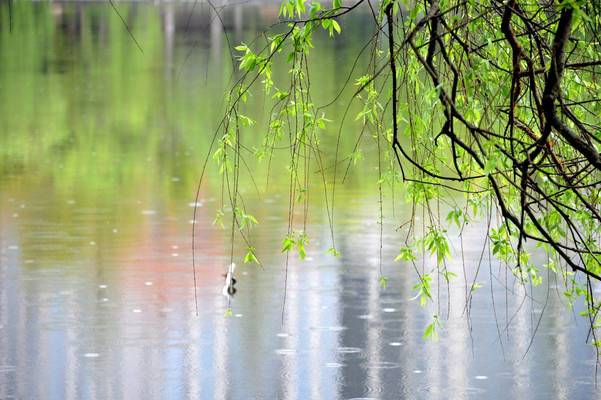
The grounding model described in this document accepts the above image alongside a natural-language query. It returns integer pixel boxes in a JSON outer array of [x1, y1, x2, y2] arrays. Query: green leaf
[[423, 324, 433, 340], [395, 245, 418, 261], [331, 20, 341, 34], [273, 90, 289, 100], [409, 5, 419, 20], [246, 214, 259, 225], [244, 247, 259, 264], [281, 237, 295, 253], [213, 210, 224, 228], [326, 247, 341, 258], [298, 244, 307, 260], [238, 114, 255, 127], [309, 1, 321, 15], [483, 157, 497, 175], [380, 274, 390, 290], [348, 150, 364, 165], [423, 315, 442, 341], [446, 209, 462, 229], [225, 308, 233, 317]]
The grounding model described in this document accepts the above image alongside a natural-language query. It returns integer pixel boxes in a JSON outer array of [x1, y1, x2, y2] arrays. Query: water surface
[[0, 2, 599, 399]]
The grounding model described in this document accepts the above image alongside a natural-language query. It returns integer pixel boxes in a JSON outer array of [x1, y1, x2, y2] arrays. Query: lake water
[[0, 2, 599, 399]]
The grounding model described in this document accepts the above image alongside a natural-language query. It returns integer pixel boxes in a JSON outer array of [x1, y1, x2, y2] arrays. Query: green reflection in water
[[0, 1, 381, 268]]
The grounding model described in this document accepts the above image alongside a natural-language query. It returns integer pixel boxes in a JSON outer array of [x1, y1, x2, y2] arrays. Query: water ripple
[[361, 361, 401, 370], [0, 365, 17, 373], [275, 349, 299, 356], [310, 326, 347, 332], [335, 347, 362, 354]]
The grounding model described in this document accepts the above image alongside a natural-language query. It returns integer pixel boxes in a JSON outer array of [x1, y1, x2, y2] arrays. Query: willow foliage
[[196, 0, 601, 348]]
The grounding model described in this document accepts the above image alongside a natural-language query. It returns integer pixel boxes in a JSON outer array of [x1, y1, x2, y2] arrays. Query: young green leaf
[[331, 20, 341, 34], [380, 274, 390, 290], [326, 247, 341, 258]]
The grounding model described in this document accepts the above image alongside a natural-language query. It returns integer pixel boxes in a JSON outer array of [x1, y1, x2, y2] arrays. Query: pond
[[0, 1, 599, 399]]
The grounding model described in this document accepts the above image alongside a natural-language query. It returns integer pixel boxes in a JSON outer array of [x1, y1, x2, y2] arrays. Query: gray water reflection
[[1, 193, 599, 398], [0, 1, 599, 399]]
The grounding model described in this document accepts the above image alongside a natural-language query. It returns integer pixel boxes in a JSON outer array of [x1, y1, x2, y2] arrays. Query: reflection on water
[[0, 2, 599, 399]]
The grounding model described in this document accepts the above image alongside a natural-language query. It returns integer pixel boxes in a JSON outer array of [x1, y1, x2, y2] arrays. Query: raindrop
[[348, 398, 380, 400], [172, 245, 179, 249], [364, 361, 400, 369], [235, 314, 243, 317], [67, 200, 76, 205], [414, 370, 422, 374], [172, 253, 179, 257], [8, 245, 19, 250], [171, 177, 180, 182], [145, 282, 153, 286], [357, 314, 374, 320], [188, 202, 203, 207], [141, 210, 156, 215], [310, 326, 346, 332], [276, 333, 289, 338], [275, 349, 298, 355], [24, 260, 35, 264], [20, 204, 25, 209], [132, 309, 142, 313], [324, 362, 346, 368], [475, 376, 488, 380], [113, 229, 118, 233], [84, 353, 99, 358], [383, 308, 396, 313], [102, 298, 109, 302], [90, 241, 96, 246], [99, 285, 107, 289], [12, 213, 18, 218], [335, 347, 361, 354], [389, 342, 402, 346]]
